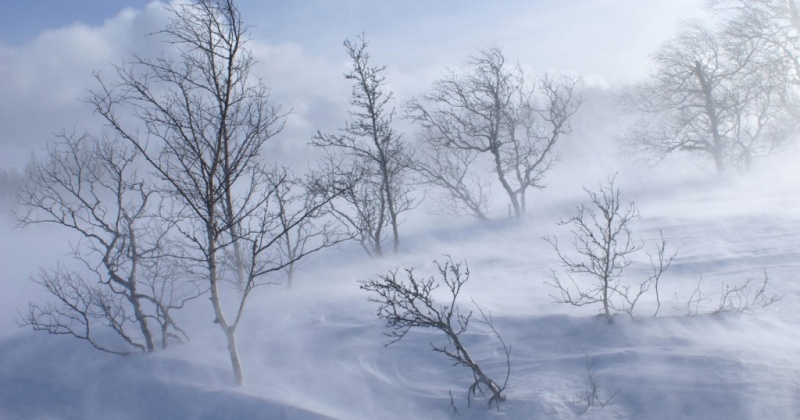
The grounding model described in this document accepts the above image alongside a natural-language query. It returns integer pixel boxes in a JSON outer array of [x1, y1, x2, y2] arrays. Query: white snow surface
[[1, 157, 800, 420]]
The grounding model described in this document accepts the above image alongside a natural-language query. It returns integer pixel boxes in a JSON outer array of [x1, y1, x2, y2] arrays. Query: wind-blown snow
[[1, 157, 799, 419]]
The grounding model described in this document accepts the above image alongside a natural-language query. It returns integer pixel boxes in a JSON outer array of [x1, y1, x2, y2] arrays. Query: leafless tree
[[573, 348, 618, 414], [87, 0, 341, 385], [709, 0, 800, 85], [620, 19, 798, 173], [414, 140, 492, 221], [274, 172, 346, 288], [714, 270, 781, 313], [311, 158, 388, 257], [407, 46, 580, 219], [546, 176, 675, 322], [681, 270, 781, 315], [17, 132, 199, 354], [711, 0, 800, 168], [360, 258, 511, 409], [313, 34, 414, 256]]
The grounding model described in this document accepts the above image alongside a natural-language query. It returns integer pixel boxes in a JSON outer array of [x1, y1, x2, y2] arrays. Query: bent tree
[[361, 258, 511, 409], [89, 0, 338, 384], [408, 47, 580, 219]]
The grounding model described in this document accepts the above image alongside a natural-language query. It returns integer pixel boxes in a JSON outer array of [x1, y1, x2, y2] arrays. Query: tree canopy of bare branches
[[17, 132, 200, 354], [313, 34, 414, 257], [360, 258, 510, 409], [709, 0, 800, 85], [620, 17, 798, 173], [87, 0, 341, 384], [407, 47, 580, 219], [546, 176, 674, 322]]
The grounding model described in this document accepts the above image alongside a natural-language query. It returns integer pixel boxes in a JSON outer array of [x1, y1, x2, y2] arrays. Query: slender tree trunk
[[162, 323, 169, 349], [381, 168, 400, 254], [695, 60, 726, 174], [225, 328, 244, 386], [603, 218, 613, 322], [226, 199, 248, 291], [287, 263, 295, 289], [492, 148, 522, 217], [210, 259, 244, 385], [206, 201, 244, 385], [127, 226, 156, 352], [129, 293, 155, 352], [222, 129, 248, 291], [107, 228, 156, 352], [373, 188, 386, 257]]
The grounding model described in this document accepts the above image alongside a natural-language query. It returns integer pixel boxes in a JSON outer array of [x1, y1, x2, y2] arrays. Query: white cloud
[[0, 0, 707, 170], [0, 2, 171, 170]]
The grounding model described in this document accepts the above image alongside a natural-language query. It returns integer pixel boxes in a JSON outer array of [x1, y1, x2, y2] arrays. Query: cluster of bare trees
[[15, 0, 580, 390], [18, 0, 345, 385], [14, 0, 795, 410], [407, 48, 581, 219], [621, 0, 800, 173], [18, 133, 200, 353], [310, 41, 583, 260], [313, 35, 415, 256], [313, 38, 583, 255]]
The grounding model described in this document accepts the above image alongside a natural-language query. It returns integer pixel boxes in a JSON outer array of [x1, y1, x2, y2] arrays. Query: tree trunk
[[206, 205, 244, 385], [130, 294, 156, 352], [492, 147, 522, 218], [382, 171, 400, 254], [226, 327, 244, 386], [126, 227, 156, 352], [695, 60, 726, 174]]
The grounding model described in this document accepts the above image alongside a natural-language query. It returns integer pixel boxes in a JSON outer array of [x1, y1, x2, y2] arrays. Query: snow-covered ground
[[1, 155, 799, 419]]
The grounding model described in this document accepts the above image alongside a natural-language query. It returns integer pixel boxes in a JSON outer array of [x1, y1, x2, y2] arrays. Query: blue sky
[[0, 0, 705, 170], [0, 0, 153, 45]]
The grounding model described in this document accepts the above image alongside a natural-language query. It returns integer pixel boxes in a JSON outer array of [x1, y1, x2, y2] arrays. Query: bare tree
[[87, 0, 340, 385], [274, 172, 345, 288], [313, 34, 414, 256], [714, 270, 781, 313], [312, 159, 388, 257], [711, 0, 800, 169], [360, 258, 511, 409], [573, 348, 618, 414], [546, 176, 675, 322], [17, 132, 199, 354], [407, 46, 580, 219], [709, 0, 800, 85], [414, 140, 492, 221], [620, 19, 798, 173], [681, 270, 781, 315]]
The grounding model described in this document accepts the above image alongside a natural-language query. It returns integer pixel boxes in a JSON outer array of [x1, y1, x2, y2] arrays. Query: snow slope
[[1, 160, 799, 419]]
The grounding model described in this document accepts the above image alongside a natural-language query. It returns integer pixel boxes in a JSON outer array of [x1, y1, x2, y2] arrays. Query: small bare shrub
[[574, 348, 618, 414], [546, 175, 675, 322], [681, 270, 780, 316], [360, 257, 510, 409]]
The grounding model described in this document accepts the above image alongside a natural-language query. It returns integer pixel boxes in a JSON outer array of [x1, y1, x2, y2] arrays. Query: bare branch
[[313, 34, 415, 256], [408, 46, 581, 218], [360, 258, 509, 409], [547, 175, 673, 321]]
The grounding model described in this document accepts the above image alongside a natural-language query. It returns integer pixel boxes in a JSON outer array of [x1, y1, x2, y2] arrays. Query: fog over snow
[[1, 1, 799, 419], [0, 0, 705, 170]]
